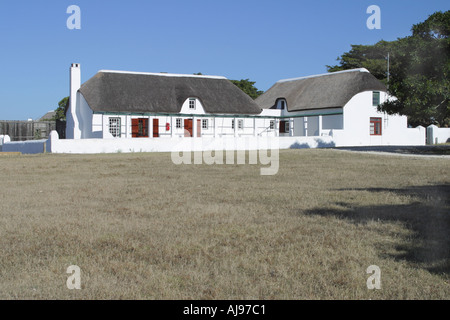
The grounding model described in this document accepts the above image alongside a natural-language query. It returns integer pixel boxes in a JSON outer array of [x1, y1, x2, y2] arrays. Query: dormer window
[[280, 100, 285, 110], [189, 98, 196, 110], [372, 92, 380, 106]]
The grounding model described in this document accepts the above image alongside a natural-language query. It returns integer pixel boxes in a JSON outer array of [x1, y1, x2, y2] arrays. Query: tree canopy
[[193, 73, 264, 99], [52, 96, 68, 121], [327, 11, 449, 127], [230, 79, 264, 100]]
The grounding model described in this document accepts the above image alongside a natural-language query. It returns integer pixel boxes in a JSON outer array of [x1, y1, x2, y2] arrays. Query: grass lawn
[[0, 149, 448, 299]]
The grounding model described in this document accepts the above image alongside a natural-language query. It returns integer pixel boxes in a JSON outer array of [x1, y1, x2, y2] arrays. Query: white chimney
[[66, 63, 81, 139]]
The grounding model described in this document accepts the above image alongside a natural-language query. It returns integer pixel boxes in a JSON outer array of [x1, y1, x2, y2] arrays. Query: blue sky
[[0, 0, 448, 120]]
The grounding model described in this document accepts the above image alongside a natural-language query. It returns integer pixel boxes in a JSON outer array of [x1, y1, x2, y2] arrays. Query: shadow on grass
[[304, 184, 450, 275], [290, 139, 336, 149]]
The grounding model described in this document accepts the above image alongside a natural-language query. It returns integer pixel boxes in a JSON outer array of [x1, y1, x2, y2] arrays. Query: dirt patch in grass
[[0, 150, 448, 299]]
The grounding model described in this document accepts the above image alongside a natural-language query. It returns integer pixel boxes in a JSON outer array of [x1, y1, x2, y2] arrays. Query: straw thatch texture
[[79, 71, 262, 115], [256, 69, 386, 111]]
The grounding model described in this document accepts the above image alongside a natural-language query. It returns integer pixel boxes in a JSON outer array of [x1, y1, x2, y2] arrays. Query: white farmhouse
[[0, 65, 428, 154], [52, 65, 426, 154], [66, 63, 279, 141], [256, 68, 425, 146]]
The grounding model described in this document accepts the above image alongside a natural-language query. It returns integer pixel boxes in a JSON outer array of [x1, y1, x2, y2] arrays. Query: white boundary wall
[[1, 127, 426, 155], [1, 138, 47, 154], [47, 130, 335, 154], [427, 125, 450, 144], [331, 125, 425, 147]]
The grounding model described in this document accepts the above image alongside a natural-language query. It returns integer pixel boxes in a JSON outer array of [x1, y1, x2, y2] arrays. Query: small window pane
[[189, 99, 196, 109], [370, 117, 382, 135], [373, 92, 380, 106], [109, 117, 121, 137]]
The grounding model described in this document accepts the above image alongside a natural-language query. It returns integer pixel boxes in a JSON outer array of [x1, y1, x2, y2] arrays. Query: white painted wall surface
[[341, 91, 424, 146], [180, 98, 206, 114], [0, 134, 11, 145], [66, 64, 81, 139], [2, 139, 47, 154], [427, 125, 450, 144], [47, 130, 334, 154]]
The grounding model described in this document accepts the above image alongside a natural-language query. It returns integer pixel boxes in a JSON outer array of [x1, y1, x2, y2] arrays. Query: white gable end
[[180, 97, 206, 115]]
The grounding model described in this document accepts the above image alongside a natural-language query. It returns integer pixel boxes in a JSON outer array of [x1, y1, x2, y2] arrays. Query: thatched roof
[[38, 110, 56, 121], [78, 70, 262, 115], [256, 68, 386, 111]]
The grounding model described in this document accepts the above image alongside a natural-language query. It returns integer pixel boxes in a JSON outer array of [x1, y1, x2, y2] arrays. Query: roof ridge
[[98, 69, 228, 80], [277, 68, 370, 83]]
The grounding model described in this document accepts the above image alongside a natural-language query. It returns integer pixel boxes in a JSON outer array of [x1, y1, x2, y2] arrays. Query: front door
[[184, 119, 193, 137], [279, 120, 287, 134]]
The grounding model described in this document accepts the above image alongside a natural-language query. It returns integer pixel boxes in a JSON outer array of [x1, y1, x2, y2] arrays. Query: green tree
[[230, 79, 264, 99], [52, 97, 68, 121], [327, 11, 449, 127]]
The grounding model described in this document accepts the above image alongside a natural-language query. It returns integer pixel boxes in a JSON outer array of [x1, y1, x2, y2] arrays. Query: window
[[373, 91, 380, 106], [231, 119, 235, 129], [238, 119, 244, 130], [109, 117, 121, 137], [280, 100, 285, 110], [269, 120, 275, 130], [202, 119, 208, 129], [131, 118, 149, 137], [285, 121, 290, 132], [176, 118, 182, 129], [189, 98, 196, 110], [370, 117, 382, 135]]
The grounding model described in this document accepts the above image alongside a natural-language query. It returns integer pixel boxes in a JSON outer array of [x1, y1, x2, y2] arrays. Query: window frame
[[285, 121, 290, 132], [370, 117, 382, 135], [202, 119, 208, 130], [238, 119, 244, 130], [109, 117, 121, 138], [189, 98, 196, 110], [372, 91, 380, 107], [269, 120, 275, 130]]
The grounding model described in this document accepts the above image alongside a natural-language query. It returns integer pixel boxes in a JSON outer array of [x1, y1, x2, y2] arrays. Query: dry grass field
[[0, 149, 448, 299]]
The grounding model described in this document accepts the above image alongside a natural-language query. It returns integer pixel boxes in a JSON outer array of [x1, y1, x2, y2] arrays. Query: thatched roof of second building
[[256, 68, 386, 111], [79, 70, 262, 115]]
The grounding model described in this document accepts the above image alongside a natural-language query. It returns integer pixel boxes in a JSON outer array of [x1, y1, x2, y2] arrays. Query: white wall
[[331, 126, 425, 147], [427, 125, 450, 144], [322, 114, 343, 130], [47, 130, 334, 154], [180, 97, 206, 114], [2, 139, 47, 154], [341, 91, 425, 146], [66, 64, 81, 139]]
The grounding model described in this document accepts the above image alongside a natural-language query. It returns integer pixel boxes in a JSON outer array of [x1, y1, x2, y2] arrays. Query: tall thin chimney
[[66, 63, 81, 139]]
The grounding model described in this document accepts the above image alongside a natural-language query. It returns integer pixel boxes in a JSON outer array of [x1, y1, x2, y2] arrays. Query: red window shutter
[[153, 118, 159, 138], [131, 119, 139, 137]]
